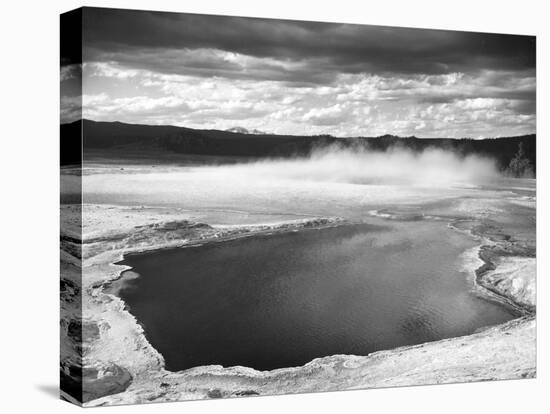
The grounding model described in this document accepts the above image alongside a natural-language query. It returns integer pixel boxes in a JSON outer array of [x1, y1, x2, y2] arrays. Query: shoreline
[[450, 221, 534, 317], [450, 217, 536, 315], [60, 204, 535, 406]]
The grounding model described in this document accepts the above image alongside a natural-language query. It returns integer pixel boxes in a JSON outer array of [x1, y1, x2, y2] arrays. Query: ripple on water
[[115, 221, 517, 371]]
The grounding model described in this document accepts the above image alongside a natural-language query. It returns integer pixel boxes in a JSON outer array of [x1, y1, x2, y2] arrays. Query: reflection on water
[[116, 221, 516, 371]]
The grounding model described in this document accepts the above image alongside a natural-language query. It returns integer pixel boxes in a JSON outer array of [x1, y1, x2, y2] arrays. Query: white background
[[0, 0, 547, 412]]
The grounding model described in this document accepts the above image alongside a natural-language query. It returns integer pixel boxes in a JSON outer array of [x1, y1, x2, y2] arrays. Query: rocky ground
[[60, 201, 536, 406]]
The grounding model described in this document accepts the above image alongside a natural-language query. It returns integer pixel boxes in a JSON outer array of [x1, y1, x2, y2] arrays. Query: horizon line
[[61, 118, 537, 141]]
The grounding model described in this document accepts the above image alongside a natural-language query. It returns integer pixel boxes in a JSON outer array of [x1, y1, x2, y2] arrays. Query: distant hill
[[61, 119, 536, 174], [226, 126, 267, 135]]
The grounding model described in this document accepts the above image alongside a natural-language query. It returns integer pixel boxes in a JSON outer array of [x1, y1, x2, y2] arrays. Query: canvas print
[[60, 7, 536, 407]]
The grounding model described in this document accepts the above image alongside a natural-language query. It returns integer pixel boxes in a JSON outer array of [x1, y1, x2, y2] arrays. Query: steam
[[79, 145, 500, 220], [222, 145, 498, 187]]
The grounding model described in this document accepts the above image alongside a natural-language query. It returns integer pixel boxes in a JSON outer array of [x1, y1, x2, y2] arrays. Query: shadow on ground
[[35, 384, 59, 399]]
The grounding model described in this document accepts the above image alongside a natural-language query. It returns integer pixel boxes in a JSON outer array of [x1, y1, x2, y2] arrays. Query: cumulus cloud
[[77, 62, 535, 137]]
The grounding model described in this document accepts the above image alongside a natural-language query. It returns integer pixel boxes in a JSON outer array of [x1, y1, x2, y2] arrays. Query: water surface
[[116, 221, 516, 371]]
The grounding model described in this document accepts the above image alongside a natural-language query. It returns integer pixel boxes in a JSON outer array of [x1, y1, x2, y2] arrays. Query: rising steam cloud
[[80, 145, 501, 215], [223, 145, 498, 187]]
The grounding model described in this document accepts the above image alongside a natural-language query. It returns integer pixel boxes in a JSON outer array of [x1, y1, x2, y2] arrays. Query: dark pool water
[[116, 222, 516, 371]]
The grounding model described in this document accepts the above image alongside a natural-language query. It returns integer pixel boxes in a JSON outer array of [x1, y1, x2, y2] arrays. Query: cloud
[[302, 104, 350, 125], [85, 48, 336, 84], [60, 64, 81, 81], [61, 95, 86, 124], [81, 7, 535, 81], [79, 62, 535, 137], [61, 7, 536, 137]]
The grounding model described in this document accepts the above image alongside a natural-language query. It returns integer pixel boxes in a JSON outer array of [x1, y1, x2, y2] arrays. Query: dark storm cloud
[[82, 7, 535, 80], [416, 87, 535, 105], [85, 47, 339, 84]]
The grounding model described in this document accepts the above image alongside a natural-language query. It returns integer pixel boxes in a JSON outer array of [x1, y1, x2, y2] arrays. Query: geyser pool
[[115, 221, 516, 371]]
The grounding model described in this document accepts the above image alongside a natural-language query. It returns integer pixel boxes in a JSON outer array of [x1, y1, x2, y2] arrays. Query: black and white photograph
[[57, 3, 538, 409], [60, 7, 537, 406]]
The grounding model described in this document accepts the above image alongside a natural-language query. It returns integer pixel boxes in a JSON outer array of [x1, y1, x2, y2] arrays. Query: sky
[[60, 7, 536, 138]]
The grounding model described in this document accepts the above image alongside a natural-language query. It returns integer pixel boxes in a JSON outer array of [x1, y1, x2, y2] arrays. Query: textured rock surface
[[89, 315, 535, 406], [480, 257, 535, 309]]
